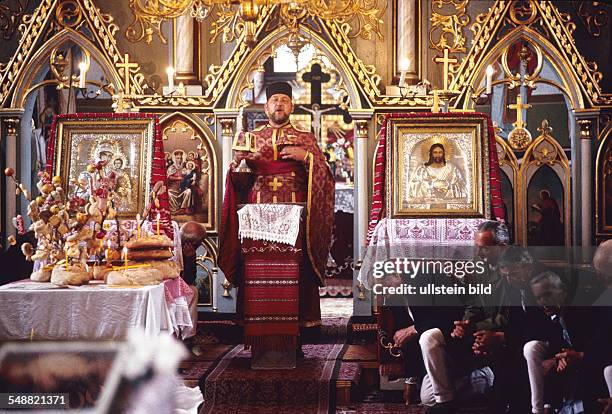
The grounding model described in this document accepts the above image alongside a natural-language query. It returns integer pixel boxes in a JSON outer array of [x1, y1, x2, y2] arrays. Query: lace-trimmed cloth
[[237, 204, 304, 247]]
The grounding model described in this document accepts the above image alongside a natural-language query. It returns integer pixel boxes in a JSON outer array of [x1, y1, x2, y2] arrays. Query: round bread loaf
[[106, 267, 164, 285], [127, 249, 173, 261], [51, 264, 90, 286], [125, 235, 174, 250]]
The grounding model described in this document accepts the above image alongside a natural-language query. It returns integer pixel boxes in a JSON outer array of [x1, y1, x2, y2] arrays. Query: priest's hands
[[280, 146, 308, 161], [232, 150, 261, 166]]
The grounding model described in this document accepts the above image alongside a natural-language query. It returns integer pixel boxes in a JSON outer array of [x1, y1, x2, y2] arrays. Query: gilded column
[[351, 111, 374, 316], [219, 118, 235, 195], [174, 13, 199, 85], [396, 0, 418, 84], [578, 118, 594, 246], [3, 118, 19, 239], [214, 111, 238, 313]]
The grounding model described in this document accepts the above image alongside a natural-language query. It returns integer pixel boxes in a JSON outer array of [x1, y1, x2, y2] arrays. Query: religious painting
[[161, 115, 217, 233], [517, 120, 571, 248], [526, 166, 565, 246], [322, 115, 354, 184], [596, 137, 612, 239], [51, 115, 155, 219], [386, 115, 490, 218]]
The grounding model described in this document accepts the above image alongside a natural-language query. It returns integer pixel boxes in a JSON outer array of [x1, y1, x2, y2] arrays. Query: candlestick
[[166, 66, 175, 91], [156, 212, 161, 236], [486, 65, 494, 95], [30, 328, 34, 341], [136, 214, 141, 238], [123, 246, 128, 267], [78, 61, 88, 89]]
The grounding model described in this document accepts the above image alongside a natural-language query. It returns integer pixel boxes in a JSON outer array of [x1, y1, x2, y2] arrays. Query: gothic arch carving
[[464, 26, 584, 111], [11, 28, 122, 109], [224, 25, 364, 110], [159, 112, 219, 233], [517, 120, 571, 246]]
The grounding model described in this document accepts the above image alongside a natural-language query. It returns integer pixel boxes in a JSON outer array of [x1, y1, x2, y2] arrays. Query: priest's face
[[265, 93, 294, 126]]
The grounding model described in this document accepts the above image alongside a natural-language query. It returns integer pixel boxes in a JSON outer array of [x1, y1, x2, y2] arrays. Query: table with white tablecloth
[[0, 281, 177, 340]]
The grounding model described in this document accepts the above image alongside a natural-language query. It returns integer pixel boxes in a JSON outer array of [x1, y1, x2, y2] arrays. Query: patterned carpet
[[200, 344, 345, 414], [179, 299, 382, 413]]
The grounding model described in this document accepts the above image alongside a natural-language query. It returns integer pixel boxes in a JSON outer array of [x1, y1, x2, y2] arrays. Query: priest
[[219, 82, 335, 363]]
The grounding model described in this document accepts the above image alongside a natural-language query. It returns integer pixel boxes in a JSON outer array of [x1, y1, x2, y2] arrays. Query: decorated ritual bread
[[105, 233, 180, 285]]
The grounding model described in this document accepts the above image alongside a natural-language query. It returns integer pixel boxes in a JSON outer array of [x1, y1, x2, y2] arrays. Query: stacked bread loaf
[[106, 234, 181, 285]]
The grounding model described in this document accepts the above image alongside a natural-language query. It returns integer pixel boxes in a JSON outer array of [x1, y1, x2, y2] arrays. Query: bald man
[[180, 221, 207, 344]]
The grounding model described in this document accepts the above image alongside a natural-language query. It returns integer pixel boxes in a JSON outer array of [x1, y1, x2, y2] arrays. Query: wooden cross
[[433, 48, 458, 91], [508, 94, 532, 129], [268, 177, 283, 191], [116, 53, 139, 95], [302, 63, 331, 105]]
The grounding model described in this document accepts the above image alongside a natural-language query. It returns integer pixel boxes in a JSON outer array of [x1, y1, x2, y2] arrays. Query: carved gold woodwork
[[575, 1, 608, 38], [3, 118, 19, 136], [507, 94, 533, 151], [2, 0, 612, 112], [429, 0, 470, 53], [126, 0, 386, 46]]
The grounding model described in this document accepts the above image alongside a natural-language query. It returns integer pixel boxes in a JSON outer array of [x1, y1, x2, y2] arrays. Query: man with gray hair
[[416, 220, 508, 413], [524, 270, 609, 413]]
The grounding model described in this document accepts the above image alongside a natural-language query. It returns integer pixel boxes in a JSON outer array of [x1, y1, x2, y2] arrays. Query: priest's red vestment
[[219, 122, 335, 337]]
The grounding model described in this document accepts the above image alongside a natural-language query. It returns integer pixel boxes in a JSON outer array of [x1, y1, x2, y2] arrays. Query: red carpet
[[200, 344, 345, 414]]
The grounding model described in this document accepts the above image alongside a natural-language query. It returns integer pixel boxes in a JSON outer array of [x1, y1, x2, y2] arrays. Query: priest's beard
[[268, 110, 290, 126]]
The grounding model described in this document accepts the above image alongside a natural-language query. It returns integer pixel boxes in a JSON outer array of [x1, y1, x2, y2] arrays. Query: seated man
[[393, 220, 509, 413], [456, 246, 550, 413], [524, 271, 611, 414]]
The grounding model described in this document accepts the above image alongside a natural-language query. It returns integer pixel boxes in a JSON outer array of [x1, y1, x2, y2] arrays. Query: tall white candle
[[486, 65, 494, 95], [399, 70, 407, 87], [166, 66, 175, 91], [78, 61, 88, 89]]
